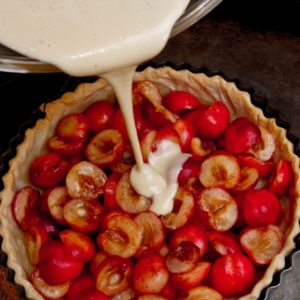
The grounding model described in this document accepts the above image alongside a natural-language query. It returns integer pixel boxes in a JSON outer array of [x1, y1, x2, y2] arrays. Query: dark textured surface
[[1, 0, 300, 299]]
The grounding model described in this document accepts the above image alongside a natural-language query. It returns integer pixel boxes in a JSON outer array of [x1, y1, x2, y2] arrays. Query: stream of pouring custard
[[0, 0, 190, 215]]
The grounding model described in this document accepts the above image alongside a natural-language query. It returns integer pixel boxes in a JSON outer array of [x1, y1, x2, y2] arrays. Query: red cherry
[[39, 240, 84, 285], [57, 113, 89, 142], [65, 274, 95, 300], [240, 225, 284, 265], [29, 153, 70, 189], [142, 100, 172, 129], [47, 136, 87, 157], [11, 186, 40, 230], [85, 128, 125, 167], [210, 253, 255, 297], [104, 172, 122, 211], [31, 269, 70, 299], [60, 230, 96, 262], [224, 117, 261, 154], [96, 256, 133, 296], [184, 105, 208, 127], [243, 189, 282, 227], [196, 101, 230, 140], [237, 154, 274, 178], [177, 157, 201, 185], [63, 198, 103, 233], [134, 254, 169, 294], [133, 104, 154, 138], [171, 262, 211, 291], [268, 158, 292, 197], [173, 119, 195, 152], [84, 100, 115, 132], [170, 224, 208, 259], [207, 231, 242, 256], [162, 91, 200, 113]]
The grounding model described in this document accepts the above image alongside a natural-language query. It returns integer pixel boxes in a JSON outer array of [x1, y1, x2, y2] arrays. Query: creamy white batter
[[0, 0, 190, 215]]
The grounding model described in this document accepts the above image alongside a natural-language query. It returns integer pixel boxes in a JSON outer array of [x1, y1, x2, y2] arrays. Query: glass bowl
[[0, 0, 222, 73]]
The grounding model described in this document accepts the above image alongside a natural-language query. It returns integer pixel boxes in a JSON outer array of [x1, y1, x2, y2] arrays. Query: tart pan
[[0, 62, 299, 300]]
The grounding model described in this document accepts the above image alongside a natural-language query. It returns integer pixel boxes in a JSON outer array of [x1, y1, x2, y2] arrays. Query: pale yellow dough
[[0, 67, 299, 300]]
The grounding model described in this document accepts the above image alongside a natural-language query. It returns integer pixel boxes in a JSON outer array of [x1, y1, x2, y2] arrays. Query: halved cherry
[[171, 262, 211, 291], [142, 100, 172, 129], [101, 211, 131, 230], [231, 167, 259, 194], [39, 240, 84, 285], [63, 198, 103, 232], [224, 117, 261, 154], [251, 126, 275, 161], [57, 113, 89, 142], [111, 288, 136, 300], [133, 254, 169, 294], [116, 171, 151, 214], [47, 136, 86, 157], [86, 129, 125, 167], [104, 172, 122, 211], [237, 154, 274, 178], [97, 214, 142, 258], [24, 224, 48, 266], [243, 189, 282, 227], [165, 241, 200, 274], [65, 274, 95, 300], [96, 256, 133, 296], [268, 158, 292, 197], [210, 253, 255, 297], [191, 137, 216, 160], [89, 251, 109, 275], [161, 187, 195, 230], [196, 101, 230, 140], [66, 161, 107, 199], [141, 130, 157, 162], [170, 224, 208, 259], [173, 119, 195, 152], [197, 188, 238, 231], [84, 100, 116, 133], [177, 157, 201, 186], [240, 225, 284, 265], [179, 286, 223, 300], [199, 153, 240, 189], [111, 144, 135, 173], [134, 211, 165, 257], [163, 91, 200, 113], [11, 186, 40, 230], [60, 229, 95, 262], [133, 80, 178, 124], [46, 186, 70, 224], [133, 80, 162, 105], [207, 231, 242, 256], [29, 153, 71, 189], [31, 268, 70, 299]]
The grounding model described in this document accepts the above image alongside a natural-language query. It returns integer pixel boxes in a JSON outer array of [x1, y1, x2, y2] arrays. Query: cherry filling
[[10, 80, 295, 299]]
